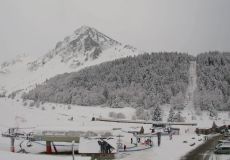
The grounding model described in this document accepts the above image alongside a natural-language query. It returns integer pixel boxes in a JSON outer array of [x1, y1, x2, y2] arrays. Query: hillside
[[195, 52, 230, 111], [0, 26, 140, 94], [23, 52, 193, 108]]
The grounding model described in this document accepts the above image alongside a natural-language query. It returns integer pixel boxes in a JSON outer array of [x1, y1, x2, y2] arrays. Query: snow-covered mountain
[[27, 26, 122, 71], [0, 26, 141, 94]]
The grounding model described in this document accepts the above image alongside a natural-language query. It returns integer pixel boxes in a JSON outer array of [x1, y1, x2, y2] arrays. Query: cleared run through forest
[[184, 61, 197, 113]]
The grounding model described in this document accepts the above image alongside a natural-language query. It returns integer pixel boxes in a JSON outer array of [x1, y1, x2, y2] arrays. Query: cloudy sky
[[0, 0, 230, 63]]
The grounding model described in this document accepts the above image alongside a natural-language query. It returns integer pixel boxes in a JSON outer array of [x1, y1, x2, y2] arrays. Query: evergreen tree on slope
[[152, 106, 162, 121]]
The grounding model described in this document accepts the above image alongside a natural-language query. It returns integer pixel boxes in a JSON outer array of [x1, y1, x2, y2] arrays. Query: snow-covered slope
[[0, 97, 229, 160], [0, 26, 141, 94]]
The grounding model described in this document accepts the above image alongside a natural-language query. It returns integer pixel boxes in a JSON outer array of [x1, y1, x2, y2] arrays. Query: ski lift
[[107, 137, 114, 140]]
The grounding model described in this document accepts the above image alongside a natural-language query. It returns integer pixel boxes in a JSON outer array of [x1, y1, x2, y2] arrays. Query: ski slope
[[185, 61, 197, 110], [0, 97, 229, 160]]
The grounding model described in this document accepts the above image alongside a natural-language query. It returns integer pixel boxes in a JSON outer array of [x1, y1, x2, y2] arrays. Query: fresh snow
[[0, 97, 229, 160], [0, 26, 229, 160], [0, 150, 90, 160]]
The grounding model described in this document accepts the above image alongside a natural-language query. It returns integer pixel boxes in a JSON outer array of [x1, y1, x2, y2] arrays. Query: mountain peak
[[70, 25, 120, 48], [28, 26, 122, 71], [27, 25, 139, 72], [59, 25, 120, 54], [74, 25, 97, 33], [1, 26, 141, 93]]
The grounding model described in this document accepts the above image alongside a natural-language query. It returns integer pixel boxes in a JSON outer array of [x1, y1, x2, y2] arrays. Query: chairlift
[[107, 137, 114, 140]]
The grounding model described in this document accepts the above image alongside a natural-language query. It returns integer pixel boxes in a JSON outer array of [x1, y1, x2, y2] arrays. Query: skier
[[138, 138, 141, 143], [149, 139, 152, 146], [140, 126, 144, 134], [157, 132, 161, 146], [124, 144, 126, 151], [169, 131, 173, 140]]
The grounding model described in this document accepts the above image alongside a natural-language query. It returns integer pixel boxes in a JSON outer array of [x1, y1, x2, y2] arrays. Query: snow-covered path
[[181, 134, 230, 160]]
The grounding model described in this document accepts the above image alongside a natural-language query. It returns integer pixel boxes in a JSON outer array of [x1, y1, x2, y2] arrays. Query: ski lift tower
[[116, 134, 124, 153]]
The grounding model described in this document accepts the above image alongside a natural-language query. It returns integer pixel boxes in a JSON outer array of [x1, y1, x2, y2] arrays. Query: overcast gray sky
[[0, 0, 230, 63]]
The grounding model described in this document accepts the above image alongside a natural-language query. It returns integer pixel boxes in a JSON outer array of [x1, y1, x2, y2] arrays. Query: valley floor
[[0, 97, 229, 160]]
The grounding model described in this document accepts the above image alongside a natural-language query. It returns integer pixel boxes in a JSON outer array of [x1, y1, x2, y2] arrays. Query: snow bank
[[0, 151, 90, 160]]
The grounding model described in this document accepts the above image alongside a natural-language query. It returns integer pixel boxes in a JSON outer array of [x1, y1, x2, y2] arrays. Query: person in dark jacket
[[98, 141, 103, 153], [140, 126, 144, 134], [157, 132, 161, 146], [102, 141, 106, 153], [124, 144, 126, 151]]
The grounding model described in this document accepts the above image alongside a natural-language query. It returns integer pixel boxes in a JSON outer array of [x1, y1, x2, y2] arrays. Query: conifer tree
[[152, 106, 162, 121], [167, 107, 175, 122]]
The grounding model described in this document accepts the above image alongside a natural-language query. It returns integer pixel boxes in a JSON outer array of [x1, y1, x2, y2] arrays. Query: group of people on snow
[[97, 140, 113, 153]]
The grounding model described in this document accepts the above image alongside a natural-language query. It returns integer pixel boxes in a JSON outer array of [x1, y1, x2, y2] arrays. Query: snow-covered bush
[[84, 131, 98, 137], [132, 115, 137, 120], [208, 106, 218, 119], [68, 116, 73, 121], [0, 91, 6, 98], [109, 112, 116, 118], [108, 112, 126, 119], [8, 92, 16, 99], [23, 101, 28, 106], [135, 107, 151, 120], [191, 115, 197, 120], [29, 101, 35, 107], [9, 90, 22, 99], [173, 111, 185, 122], [35, 102, 40, 108], [117, 113, 126, 119], [101, 132, 112, 138], [170, 92, 185, 110]]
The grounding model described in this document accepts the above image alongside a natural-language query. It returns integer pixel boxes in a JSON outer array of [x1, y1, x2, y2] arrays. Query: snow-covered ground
[[0, 97, 136, 159], [120, 134, 203, 160], [0, 151, 90, 160], [0, 97, 229, 160], [0, 61, 229, 159]]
